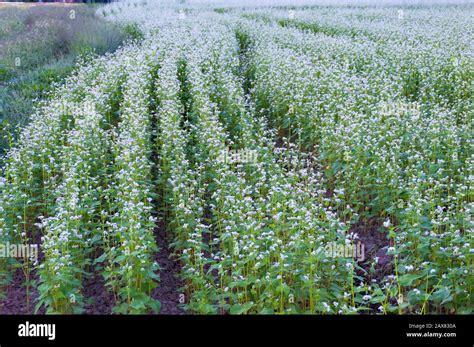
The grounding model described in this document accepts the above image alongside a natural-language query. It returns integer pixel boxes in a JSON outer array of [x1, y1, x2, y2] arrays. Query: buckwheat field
[[0, 0, 472, 315]]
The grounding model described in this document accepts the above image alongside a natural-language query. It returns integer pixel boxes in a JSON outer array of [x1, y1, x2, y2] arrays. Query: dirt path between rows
[[0, 265, 43, 314], [83, 271, 115, 315], [151, 225, 185, 315]]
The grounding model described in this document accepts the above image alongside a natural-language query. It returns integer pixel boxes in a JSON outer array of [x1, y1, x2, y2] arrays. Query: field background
[[0, 2, 141, 160], [0, 0, 472, 315]]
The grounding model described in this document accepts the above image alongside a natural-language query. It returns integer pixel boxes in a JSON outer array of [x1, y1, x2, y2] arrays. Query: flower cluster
[[1, 0, 471, 315]]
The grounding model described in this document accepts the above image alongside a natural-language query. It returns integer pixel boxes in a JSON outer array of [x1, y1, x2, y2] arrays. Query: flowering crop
[[0, 0, 472, 315]]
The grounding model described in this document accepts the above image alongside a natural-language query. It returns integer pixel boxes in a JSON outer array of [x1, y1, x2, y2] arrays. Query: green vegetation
[[0, 4, 143, 160], [0, 1, 471, 316]]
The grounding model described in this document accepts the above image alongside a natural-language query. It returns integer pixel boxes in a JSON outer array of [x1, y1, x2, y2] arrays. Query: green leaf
[[72, 305, 85, 314], [131, 299, 147, 312], [94, 253, 108, 264], [229, 302, 253, 315], [259, 307, 275, 314], [431, 288, 452, 304], [398, 274, 422, 287], [148, 299, 161, 313], [112, 303, 129, 314]]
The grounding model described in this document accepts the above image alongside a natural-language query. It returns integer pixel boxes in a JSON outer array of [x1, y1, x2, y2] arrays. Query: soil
[[151, 225, 185, 315], [352, 218, 393, 283], [0, 229, 45, 314], [83, 272, 115, 315], [0, 265, 43, 314]]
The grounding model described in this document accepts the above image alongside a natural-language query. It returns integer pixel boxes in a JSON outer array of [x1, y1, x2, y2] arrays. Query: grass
[[0, 3, 143, 161]]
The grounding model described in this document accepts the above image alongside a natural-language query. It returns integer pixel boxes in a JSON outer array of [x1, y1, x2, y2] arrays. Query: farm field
[[0, 0, 472, 315], [0, 2, 143, 164]]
